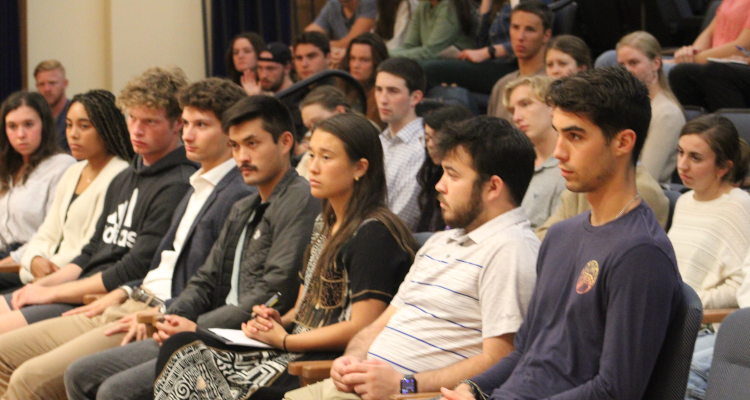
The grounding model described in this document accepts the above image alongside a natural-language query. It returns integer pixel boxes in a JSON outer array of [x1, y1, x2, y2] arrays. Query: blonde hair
[[117, 66, 189, 121], [33, 60, 65, 78], [616, 31, 680, 105], [502, 75, 554, 111]]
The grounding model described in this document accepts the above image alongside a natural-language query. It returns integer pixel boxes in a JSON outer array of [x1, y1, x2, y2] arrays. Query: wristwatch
[[400, 374, 417, 394], [487, 45, 496, 59]]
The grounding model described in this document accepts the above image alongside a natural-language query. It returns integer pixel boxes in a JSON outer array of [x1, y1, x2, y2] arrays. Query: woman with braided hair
[[0, 90, 133, 291]]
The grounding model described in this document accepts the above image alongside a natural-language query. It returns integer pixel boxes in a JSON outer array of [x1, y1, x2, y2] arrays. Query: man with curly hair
[[0, 67, 196, 336], [0, 77, 255, 400]]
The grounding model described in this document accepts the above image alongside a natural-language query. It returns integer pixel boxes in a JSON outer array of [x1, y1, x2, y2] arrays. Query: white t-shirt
[[141, 158, 237, 300], [367, 207, 539, 373]]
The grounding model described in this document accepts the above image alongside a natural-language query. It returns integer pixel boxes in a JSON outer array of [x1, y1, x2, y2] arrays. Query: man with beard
[[242, 43, 294, 96], [34, 60, 71, 151], [285, 116, 539, 400]]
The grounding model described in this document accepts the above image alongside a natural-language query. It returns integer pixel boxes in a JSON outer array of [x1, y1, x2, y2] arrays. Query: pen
[[251, 292, 282, 318], [735, 45, 750, 57]]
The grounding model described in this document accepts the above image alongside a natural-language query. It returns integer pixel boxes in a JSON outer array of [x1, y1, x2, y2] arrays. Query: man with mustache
[[64, 95, 320, 400]]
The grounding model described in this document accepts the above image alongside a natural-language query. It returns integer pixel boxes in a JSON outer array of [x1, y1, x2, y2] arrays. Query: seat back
[[656, 0, 696, 30], [704, 307, 750, 399], [641, 282, 703, 400], [702, 0, 721, 30], [683, 105, 706, 122], [549, 0, 578, 35], [715, 109, 750, 146], [663, 189, 682, 231]]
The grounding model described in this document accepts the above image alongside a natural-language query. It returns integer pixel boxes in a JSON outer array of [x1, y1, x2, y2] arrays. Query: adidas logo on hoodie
[[103, 188, 139, 248]]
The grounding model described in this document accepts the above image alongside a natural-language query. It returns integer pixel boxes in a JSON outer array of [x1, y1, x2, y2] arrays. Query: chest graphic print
[[576, 260, 599, 294], [103, 188, 139, 248]]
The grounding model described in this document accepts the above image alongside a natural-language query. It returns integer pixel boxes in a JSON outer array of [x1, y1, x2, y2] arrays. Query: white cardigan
[[668, 188, 750, 308], [19, 157, 129, 283], [0, 153, 76, 261]]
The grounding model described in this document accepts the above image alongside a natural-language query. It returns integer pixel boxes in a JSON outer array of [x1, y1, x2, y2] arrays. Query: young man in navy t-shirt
[[442, 67, 684, 400]]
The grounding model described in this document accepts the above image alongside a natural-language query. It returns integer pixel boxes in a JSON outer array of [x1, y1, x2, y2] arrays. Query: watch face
[[400, 377, 417, 394]]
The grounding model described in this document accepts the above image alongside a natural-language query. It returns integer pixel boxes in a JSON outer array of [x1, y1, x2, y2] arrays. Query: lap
[[284, 378, 361, 400]]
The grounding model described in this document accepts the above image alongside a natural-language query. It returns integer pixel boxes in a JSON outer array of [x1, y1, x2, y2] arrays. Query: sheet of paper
[[707, 57, 748, 65], [208, 328, 273, 348]]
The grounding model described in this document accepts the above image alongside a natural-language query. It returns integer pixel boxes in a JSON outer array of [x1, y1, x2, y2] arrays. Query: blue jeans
[[685, 330, 717, 400]]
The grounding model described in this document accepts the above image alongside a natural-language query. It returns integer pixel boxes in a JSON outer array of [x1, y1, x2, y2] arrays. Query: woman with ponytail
[[0, 90, 133, 290], [668, 114, 750, 309], [617, 31, 686, 185], [153, 113, 416, 400]]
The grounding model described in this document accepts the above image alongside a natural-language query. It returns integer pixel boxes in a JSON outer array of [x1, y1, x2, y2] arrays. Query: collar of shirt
[[381, 117, 424, 144], [535, 154, 559, 172], [189, 157, 237, 191], [447, 207, 529, 246]]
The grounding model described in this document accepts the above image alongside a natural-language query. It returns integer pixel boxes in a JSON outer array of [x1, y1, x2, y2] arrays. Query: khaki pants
[[0, 299, 149, 400], [285, 378, 363, 400]]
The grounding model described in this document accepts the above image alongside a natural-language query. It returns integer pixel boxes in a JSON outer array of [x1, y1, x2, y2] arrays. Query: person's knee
[[65, 359, 95, 400], [97, 371, 153, 400], [7, 359, 63, 400]]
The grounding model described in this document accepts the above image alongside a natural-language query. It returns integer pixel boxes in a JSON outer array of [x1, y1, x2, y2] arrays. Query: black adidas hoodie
[[71, 147, 198, 291]]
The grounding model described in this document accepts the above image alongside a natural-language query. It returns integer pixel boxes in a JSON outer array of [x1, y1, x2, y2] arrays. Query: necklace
[[615, 193, 641, 220]]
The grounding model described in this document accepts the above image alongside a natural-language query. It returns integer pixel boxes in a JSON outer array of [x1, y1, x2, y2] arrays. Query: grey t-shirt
[[521, 155, 565, 230], [314, 0, 377, 39]]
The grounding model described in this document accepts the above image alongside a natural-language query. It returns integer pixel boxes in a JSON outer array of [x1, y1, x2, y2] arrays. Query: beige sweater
[[668, 188, 750, 309], [19, 157, 129, 283], [536, 166, 670, 240], [640, 93, 685, 185]]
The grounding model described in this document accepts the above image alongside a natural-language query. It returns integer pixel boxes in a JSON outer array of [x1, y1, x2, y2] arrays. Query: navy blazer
[[127, 167, 254, 305]]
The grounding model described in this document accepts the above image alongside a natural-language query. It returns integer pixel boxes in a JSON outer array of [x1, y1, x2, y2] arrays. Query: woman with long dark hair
[[340, 32, 390, 128], [225, 32, 267, 91], [154, 113, 417, 400], [416, 104, 473, 232], [0, 92, 76, 283], [0, 90, 133, 290]]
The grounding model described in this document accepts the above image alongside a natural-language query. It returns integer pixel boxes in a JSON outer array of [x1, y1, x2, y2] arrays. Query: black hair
[[0, 91, 61, 194], [376, 57, 426, 94], [438, 116, 536, 206], [546, 66, 651, 165], [680, 114, 750, 185], [294, 31, 330, 55], [221, 95, 294, 143], [70, 90, 135, 161], [512, 0, 554, 31]]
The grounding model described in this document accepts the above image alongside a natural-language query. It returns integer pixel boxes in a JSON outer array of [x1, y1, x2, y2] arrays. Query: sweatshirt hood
[[131, 146, 198, 176]]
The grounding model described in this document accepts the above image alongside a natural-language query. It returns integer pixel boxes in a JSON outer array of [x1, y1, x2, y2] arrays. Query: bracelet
[[283, 334, 289, 352], [456, 380, 486, 400]]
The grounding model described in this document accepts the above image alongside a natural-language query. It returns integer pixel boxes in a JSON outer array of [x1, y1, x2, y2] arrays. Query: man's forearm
[[34, 264, 82, 287], [50, 273, 107, 304], [415, 352, 502, 392]]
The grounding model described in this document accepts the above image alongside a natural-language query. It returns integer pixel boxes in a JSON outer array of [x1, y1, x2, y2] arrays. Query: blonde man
[[503, 75, 565, 229], [34, 59, 70, 150]]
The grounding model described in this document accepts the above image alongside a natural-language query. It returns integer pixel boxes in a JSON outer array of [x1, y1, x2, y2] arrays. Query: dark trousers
[[670, 62, 750, 111]]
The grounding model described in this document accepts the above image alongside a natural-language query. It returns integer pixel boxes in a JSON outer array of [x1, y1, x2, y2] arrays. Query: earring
[[355, 176, 359, 182]]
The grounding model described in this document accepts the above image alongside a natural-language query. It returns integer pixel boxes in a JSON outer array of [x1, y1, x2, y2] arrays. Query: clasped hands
[[330, 356, 403, 400], [240, 304, 287, 349]]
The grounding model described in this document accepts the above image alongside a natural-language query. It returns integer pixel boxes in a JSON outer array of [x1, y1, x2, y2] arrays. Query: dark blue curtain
[[209, 0, 294, 77], [0, 1, 23, 102]]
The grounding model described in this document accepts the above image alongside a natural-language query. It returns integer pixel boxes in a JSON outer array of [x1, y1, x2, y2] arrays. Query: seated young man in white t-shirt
[[285, 116, 540, 400]]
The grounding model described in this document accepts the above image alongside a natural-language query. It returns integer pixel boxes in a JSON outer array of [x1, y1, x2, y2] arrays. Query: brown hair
[[680, 114, 750, 185], [225, 32, 266, 85], [546, 35, 592, 70], [117, 67, 189, 122], [178, 77, 247, 125], [340, 33, 390, 89], [0, 91, 61, 194]]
